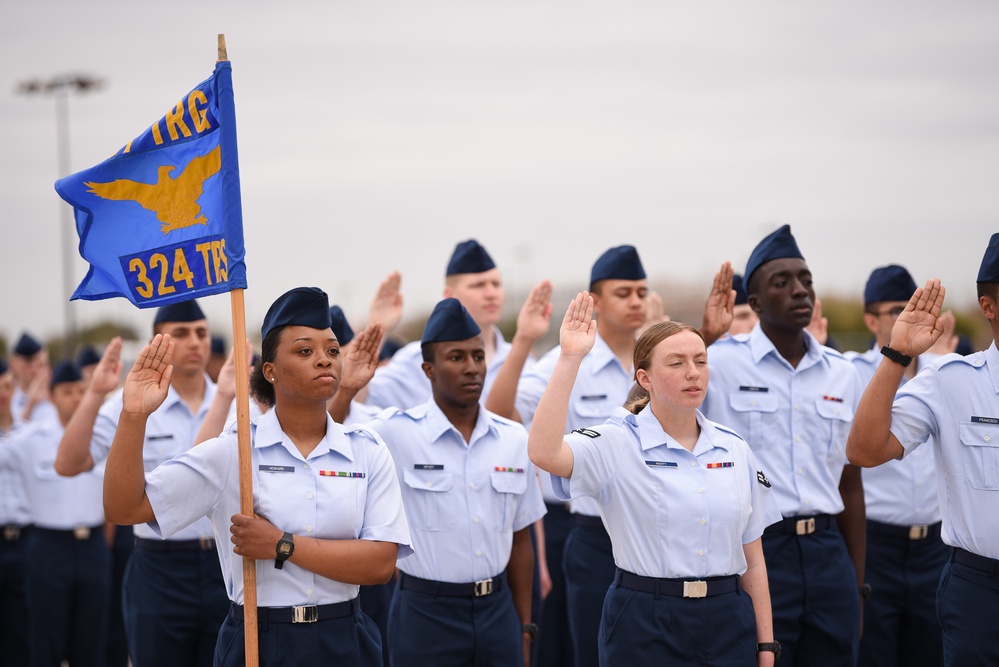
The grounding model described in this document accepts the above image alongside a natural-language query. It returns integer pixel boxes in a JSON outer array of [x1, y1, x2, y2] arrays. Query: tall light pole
[[17, 74, 104, 354]]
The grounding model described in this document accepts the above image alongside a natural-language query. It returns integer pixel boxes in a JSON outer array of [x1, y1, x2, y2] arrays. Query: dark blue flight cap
[[446, 240, 496, 276], [154, 299, 206, 325], [13, 333, 42, 358], [329, 306, 355, 346], [379, 337, 404, 362], [210, 335, 226, 356], [50, 361, 82, 389], [422, 298, 482, 344], [261, 287, 332, 340], [732, 274, 749, 306], [977, 233, 999, 283], [590, 245, 646, 285], [76, 345, 101, 368], [864, 265, 917, 305], [0, 358, 8, 376], [744, 224, 805, 288]]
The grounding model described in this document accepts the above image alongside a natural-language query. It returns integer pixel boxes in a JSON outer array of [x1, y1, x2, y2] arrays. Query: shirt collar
[[748, 323, 825, 370], [162, 374, 217, 414], [987, 342, 999, 394], [424, 398, 495, 447], [634, 406, 730, 453], [252, 408, 354, 462], [585, 332, 625, 375]]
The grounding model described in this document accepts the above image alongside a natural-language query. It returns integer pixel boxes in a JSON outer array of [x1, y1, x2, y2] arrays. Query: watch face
[[277, 542, 292, 556]]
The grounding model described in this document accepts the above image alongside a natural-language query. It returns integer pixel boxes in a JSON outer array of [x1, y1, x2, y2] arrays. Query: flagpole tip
[[217, 34, 228, 62]]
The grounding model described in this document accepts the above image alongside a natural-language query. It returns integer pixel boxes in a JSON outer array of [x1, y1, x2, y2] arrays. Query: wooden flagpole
[[218, 33, 259, 667]]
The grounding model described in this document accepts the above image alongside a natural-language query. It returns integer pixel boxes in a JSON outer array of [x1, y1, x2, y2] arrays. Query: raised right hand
[[89, 337, 124, 395], [559, 292, 597, 360], [121, 334, 174, 416], [889, 279, 947, 357]]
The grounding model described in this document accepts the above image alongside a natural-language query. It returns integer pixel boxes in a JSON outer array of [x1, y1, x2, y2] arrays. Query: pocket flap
[[490, 470, 528, 495], [729, 392, 779, 413], [403, 469, 454, 492], [960, 423, 999, 448], [815, 399, 854, 422]]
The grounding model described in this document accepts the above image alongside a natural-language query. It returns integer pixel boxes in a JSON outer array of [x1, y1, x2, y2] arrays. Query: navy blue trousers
[[763, 527, 860, 666], [858, 524, 947, 667], [0, 528, 31, 664], [563, 521, 615, 667], [108, 525, 134, 667], [214, 601, 383, 666], [359, 580, 394, 665], [388, 578, 522, 667], [599, 579, 757, 666], [937, 553, 999, 667], [537, 504, 573, 667], [24, 527, 111, 667], [123, 545, 229, 667]]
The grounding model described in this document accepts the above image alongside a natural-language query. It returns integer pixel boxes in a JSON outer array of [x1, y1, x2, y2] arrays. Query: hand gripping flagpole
[[217, 33, 259, 667]]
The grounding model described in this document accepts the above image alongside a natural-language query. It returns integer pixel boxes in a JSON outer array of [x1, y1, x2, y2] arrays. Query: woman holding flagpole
[[103, 286, 412, 666]]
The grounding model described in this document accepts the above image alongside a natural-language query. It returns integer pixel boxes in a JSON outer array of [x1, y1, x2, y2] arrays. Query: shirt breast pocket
[[960, 423, 999, 490], [728, 392, 778, 449], [814, 400, 854, 466], [574, 395, 616, 423], [402, 469, 456, 531], [490, 471, 528, 532]]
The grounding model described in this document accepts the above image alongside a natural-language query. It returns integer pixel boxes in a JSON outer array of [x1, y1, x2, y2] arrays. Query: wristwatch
[[859, 582, 873, 600], [274, 532, 295, 570], [880, 345, 913, 368], [521, 623, 539, 639], [757, 641, 782, 660]]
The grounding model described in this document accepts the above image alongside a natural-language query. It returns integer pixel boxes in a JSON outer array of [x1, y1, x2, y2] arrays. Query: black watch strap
[[522, 623, 539, 638], [880, 345, 913, 368], [757, 641, 782, 659], [274, 531, 294, 570]]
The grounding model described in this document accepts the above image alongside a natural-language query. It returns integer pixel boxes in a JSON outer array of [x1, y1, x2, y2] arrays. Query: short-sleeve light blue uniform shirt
[[367, 400, 547, 583], [552, 407, 780, 578], [144, 408, 413, 607], [890, 343, 999, 559]]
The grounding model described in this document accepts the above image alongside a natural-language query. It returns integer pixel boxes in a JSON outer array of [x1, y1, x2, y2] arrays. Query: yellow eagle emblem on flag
[[85, 145, 221, 234]]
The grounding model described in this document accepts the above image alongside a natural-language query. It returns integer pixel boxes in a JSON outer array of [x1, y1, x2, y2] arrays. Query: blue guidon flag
[[55, 60, 247, 308]]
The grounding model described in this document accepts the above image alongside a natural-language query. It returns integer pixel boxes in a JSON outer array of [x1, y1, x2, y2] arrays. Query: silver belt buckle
[[73, 527, 91, 540], [909, 525, 929, 540], [3, 526, 20, 541], [474, 578, 494, 597], [199, 538, 216, 551], [683, 580, 708, 598], [795, 517, 816, 536], [291, 605, 319, 623]]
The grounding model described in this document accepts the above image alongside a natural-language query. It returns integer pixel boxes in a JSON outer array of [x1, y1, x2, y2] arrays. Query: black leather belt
[[764, 514, 835, 536], [400, 573, 504, 597], [34, 525, 103, 540], [230, 597, 358, 623], [953, 548, 999, 576], [572, 514, 604, 530], [615, 569, 739, 598], [1, 525, 31, 542], [135, 537, 217, 552], [868, 520, 941, 541]]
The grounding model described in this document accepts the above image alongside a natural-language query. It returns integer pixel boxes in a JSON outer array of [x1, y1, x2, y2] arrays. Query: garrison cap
[[13, 333, 42, 358], [329, 306, 355, 346], [864, 265, 917, 306], [447, 239, 496, 276], [76, 345, 101, 368], [210, 335, 226, 356], [590, 245, 646, 285], [379, 337, 404, 362], [744, 225, 804, 288], [422, 298, 482, 344], [977, 233, 999, 283], [154, 299, 206, 325], [732, 274, 749, 306], [50, 361, 82, 389], [261, 287, 332, 340]]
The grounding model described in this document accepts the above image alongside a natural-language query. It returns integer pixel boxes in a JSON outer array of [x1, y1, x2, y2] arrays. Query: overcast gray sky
[[2, 1, 997, 345]]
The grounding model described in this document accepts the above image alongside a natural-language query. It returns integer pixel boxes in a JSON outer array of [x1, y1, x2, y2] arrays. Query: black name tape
[[971, 416, 999, 424], [739, 386, 769, 393], [414, 464, 444, 470], [259, 465, 295, 473]]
